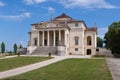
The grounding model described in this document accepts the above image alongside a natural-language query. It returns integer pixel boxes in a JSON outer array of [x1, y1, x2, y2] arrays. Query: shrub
[[48, 53, 51, 57], [8, 51, 13, 55], [69, 53, 72, 55]]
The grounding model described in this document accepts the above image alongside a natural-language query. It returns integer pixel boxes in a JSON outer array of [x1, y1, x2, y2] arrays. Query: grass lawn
[[0, 56, 52, 71], [2, 58, 112, 80]]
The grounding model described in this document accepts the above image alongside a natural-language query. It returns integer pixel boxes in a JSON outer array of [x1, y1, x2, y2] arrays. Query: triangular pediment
[[46, 22, 59, 28], [35, 21, 69, 29]]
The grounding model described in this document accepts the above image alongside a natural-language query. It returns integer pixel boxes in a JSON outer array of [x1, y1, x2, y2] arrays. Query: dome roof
[[55, 13, 72, 20]]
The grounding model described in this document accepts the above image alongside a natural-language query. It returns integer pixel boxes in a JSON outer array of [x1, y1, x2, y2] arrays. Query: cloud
[[24, 0, 46, 5], [0, 1, 5, 7], [59, 0, 119, 9], [23, 0, 34, 5], [23, 0, 119, 9], [98, 27, 108, 39], [18, 41, 27, 47], [23, 12, 31, 17], [0, 12, 31, 20], [35, 0, 46, 3], [48, 7, 55, 13]]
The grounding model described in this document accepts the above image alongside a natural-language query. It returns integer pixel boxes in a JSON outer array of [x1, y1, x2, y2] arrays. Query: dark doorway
[[44, 39, 47, 46], [87, 49, 91, 55], [34, 38, 37, 46]]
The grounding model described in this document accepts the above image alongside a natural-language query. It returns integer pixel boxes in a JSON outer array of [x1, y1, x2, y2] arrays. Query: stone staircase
[[31, 46, 58, 55]]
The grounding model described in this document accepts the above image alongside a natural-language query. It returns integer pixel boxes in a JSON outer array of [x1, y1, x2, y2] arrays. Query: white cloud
[[18, 41, 27, 47], [35, 0, 46, 3], [23, 0, 119, 9], [98, 27, 108, 39], [0, 12, 31, 20], [0, 1, 5, 7], [23, 12, 31, 17], [59, 0, 118, 9], [24, 0, 46, 5], [24, 0, 34, 5], [48, 7, 55, 13]]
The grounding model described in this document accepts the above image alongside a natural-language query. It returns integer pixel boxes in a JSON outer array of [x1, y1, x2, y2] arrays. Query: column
[[37, 31, 39, 46], [53, 30, 56, 46], [82, 29, 84, 55], [47, 30, 49, 46], [59, 30, 61, 45], [64, 30, 68, 55], [94, 33, 97, 47], [28, 32, 31, 46], [64, 30, 66, 46], [42, 31, 44, 46]]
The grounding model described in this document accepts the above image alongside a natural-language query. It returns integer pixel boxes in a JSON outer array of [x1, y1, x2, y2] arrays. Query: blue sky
[[0, 0, 120, 51]]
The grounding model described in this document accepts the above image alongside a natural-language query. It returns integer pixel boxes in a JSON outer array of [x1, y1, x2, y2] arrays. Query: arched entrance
[[87, 36, 92, 45], [87, 49, 91, 55]]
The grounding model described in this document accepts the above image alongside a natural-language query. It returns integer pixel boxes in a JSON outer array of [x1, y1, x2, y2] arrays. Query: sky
[[0, 0, 120, 51]]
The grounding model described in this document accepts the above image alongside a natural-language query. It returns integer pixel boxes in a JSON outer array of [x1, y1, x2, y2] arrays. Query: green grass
[[0, 56, 52, 71], [92, 54, 105, 58], [2, 58, 112, 80]]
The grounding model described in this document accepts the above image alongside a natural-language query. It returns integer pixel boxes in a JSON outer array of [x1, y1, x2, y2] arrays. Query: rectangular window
[[75, 48, 78, 51], [75, 39, 79, 45], [75, 37, 79, 45], [75, 23, 78, 27]]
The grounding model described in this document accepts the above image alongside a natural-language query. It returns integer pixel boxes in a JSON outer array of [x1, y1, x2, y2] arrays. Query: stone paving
[[0, 55, 17, 59], [96, 48, 120, 80], [0, 55, 91, 79], [106, 56, 120, 80]]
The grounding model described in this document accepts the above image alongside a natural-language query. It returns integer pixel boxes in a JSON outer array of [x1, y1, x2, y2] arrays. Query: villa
[[27, 13, 97, 56]]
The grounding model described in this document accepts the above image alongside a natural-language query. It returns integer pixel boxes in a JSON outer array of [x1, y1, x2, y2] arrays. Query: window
[[87, 36, 92, 45], [74, 36, 79, 45], [34, 38, 37, 46], [75, 23, 78, 27], [87, 49, 92, 55], [75, 48, 78, 51]]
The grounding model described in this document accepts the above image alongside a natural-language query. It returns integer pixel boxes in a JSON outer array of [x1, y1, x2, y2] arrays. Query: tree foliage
[[1, 42, 5, 53], [104, 22, 120, 55], [97, 37, 103, 47], [13, 43, 17, 54]]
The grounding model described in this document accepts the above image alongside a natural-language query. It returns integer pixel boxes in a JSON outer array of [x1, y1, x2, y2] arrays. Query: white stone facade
[[27, 13, 97, 56]]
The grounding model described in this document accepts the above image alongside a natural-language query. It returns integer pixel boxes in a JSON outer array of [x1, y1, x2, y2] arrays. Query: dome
[[54, 13, 72, 21]]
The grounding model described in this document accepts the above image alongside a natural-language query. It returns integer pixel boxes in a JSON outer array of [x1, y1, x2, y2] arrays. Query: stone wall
[[69, 29, 84, 55]]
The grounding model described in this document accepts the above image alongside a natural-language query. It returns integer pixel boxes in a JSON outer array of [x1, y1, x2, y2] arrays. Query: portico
[[37, 30, 66, 47]]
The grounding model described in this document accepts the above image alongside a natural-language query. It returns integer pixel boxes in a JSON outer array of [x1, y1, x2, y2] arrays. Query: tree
[[104, 21, 120, 56], [1, 42, 5, 53], [104, 33, 108, 48], [97, 37, 103, 47], [13, 43, 17, 54]]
